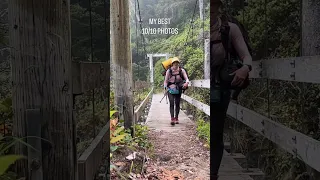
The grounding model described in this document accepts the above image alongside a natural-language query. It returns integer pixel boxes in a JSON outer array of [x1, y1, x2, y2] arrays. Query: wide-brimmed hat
[[171, 57, 180, 64]]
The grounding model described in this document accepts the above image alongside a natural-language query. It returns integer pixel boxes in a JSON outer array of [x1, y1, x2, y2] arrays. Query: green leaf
[[112, 126, 124, 136], [110, 110, 117, 118], [110, 145, 118, 152], [0, 155, 26, 175], [110, 134, 127, 144]]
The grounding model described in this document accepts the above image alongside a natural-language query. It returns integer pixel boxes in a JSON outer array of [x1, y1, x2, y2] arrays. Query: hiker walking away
[[210, 0, 253, 179], [163, 57, 190, 125]]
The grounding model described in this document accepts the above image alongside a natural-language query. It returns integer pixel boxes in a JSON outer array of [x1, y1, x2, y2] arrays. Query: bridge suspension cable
[[180, 0, 199, 65], [136, 0, 147, 57], [201, 0, 205, 63], [134, 0, 149, 82], [134, 0, 140, 81]]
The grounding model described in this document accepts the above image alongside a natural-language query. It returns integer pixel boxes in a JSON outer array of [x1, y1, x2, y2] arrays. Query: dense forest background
[[0, 0, 320, 179], [0, 0, 10, 138], [129, 0, 210, 82]]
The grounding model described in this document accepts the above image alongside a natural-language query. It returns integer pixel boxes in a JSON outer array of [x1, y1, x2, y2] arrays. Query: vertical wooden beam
[[26, 109, 43, 180], [204, 39, 210, 79], [149, 54, 154, 84], [9, 0, 75, 179], [104, 0, 111, 138], [302, 1, 320, 178], [111, 0, 134, 130], [301, 0, 320, 56], [199, 0, 204, 20]]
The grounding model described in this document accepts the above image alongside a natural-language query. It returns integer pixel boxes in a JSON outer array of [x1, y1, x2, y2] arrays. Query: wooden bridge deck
[[145, 94, 255, 180]]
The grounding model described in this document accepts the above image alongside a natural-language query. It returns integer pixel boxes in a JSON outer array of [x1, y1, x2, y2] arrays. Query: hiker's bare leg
[[210, 86, 231, 177]]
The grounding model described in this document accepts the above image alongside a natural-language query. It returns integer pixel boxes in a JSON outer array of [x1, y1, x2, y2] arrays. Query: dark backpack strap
[[213, 15, 230, 84], [220, 15, 230, 62], [168, 68, 173, 79], [167, 69, 173, 86], [179, 68, 184, 81]]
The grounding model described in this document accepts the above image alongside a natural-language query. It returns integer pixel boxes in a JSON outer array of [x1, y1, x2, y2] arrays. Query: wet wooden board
[[219, 151, 263, 179], [145, 94, 194, 132]]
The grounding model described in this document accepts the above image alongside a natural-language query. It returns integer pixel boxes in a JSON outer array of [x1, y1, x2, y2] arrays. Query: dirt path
[[110, 94, 253, 180], [144, 94, 210, 179]]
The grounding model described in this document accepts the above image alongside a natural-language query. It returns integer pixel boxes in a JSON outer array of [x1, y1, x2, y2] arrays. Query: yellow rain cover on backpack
[[162, 58, 173, 71]]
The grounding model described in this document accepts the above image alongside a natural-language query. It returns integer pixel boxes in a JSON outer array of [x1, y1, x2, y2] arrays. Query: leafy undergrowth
[[109, 111, 153, 179], [0, 136, 25, 180], [109, 112, 190, 179], [0, 135, 47, 180], [196, 119, 210, 149]]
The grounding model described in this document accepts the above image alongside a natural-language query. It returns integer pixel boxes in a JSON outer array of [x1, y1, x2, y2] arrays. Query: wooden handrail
[[77, 123, 109, 180], [182, 76, 320, 172], [250, 55, 320, 83], [134, 87, 154, 122]]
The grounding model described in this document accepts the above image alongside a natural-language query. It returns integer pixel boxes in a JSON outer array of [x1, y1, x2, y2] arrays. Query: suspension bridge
[[76, 54, 320, 180], [76, 50, 320, 180], [76, 0, 320, 180], [6, 0, 320, 179]]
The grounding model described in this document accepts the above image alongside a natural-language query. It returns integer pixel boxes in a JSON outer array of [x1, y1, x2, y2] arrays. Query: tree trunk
[[8, 0, 75, 179], [110, 0, 134, 130]]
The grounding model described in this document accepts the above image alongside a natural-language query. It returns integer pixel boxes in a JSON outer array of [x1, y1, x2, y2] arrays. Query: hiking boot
[[171, 118, 175, 125], [175, 117, 179, 124]]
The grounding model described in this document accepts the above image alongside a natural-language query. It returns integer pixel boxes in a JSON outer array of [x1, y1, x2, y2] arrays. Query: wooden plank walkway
[[145, 94, 254, 180]]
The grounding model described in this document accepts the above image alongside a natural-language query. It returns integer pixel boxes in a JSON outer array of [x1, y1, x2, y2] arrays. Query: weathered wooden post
[[301, 0, 320, 56], [200, 0, 209, 79], [204, 39, 210, 79], [301, 1, 320, 178], [26, 109, 43, 180], [9, 0, 76, 179], [199, 0, 204, 21], [111, 0, 134, 131], [148, 54, 154, 85]]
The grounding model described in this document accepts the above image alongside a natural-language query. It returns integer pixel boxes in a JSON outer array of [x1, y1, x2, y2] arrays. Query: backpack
[[223, 15, 252, 56], [212, 14, 251, 99], [169, 66, 188, 81], [162, 65, 188, 79], [212, 14, 252, 60], [164, 66, 189, 92]]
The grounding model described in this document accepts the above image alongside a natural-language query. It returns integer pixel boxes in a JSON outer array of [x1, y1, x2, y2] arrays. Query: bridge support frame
[[147, 53, 170, 85], [204, 39, 210, 79]]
